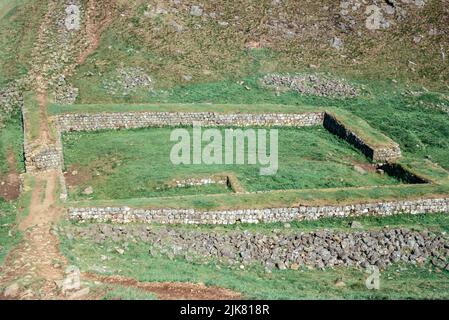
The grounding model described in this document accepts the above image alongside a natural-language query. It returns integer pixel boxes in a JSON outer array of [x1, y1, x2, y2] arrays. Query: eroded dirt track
[[0, 171, 67, 299], [85, 274, 242, 300]]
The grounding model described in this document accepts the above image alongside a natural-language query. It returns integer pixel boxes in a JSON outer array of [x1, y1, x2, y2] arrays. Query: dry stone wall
[[55, 111, 325, 132], [323, 112, 401, 162], [21, 102, 63, 173], [24, 145, 62, 172], [68, 197, 449, 225]]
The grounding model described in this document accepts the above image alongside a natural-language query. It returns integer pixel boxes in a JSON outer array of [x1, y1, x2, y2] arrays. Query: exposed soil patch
[[352, 161, 378, 174], [84, 273, 242, 300], [0, 171, 68, 299], [64, 164, 92, 187], [0, 151, 21, 201], [77, 0, 115, 65]]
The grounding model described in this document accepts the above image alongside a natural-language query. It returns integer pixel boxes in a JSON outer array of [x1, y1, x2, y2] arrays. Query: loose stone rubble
[[169, 176, 227, 188], [262, 73, 360, 97], [54, 75, 79, 104], [65, 224, 449, 270], [102, 67, 152, 96], [0, 82, 23, 126]]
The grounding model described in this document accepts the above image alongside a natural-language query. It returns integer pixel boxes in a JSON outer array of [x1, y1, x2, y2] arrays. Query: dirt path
[[85, 274, 241, 300], [77, 0, 113, 65], [0, 170, 67, 299], [0, 151, 20, 201]]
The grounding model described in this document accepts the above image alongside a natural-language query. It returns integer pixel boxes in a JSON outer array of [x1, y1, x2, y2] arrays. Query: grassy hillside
[[69, 0, 449, 101], [0, 0, 44, 86]]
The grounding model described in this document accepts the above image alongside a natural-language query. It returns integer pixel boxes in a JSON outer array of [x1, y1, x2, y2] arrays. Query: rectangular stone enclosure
[[27, 106, 448, 225]]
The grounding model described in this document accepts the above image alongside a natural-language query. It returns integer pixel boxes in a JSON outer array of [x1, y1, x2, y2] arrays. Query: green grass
[[0, 0, 42, 86], [326, 109, 394, 148], [0, 112, 24, 175], [69, 182, 449, 211], [61, 126, 401, 201], [49, 102, 325, 115], [0, 199, 21, 264], [201, 211, 449, 234], [60, 219, 449, 300], [22, 92, 41, 143], [0, 174, 34, 266], [0, 0, 26, 20]]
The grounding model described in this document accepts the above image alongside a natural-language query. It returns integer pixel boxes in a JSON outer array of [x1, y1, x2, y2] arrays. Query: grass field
[[0, 199, 22, 264], [0, 200, 19, 264], [0, 0, 42, 86], [61, 126, 400, 201], [0, 112, 24, 175], [60, 212, 449, 300]]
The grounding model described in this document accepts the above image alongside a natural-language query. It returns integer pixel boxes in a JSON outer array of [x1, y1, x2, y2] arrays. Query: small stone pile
[[102, 67, 152, 96], [171, 177, 227, 188], [66, 224, 449, 271], [0, 83, 23, 126], [262, 73, 360, 98], [54, 75, 79, 104]]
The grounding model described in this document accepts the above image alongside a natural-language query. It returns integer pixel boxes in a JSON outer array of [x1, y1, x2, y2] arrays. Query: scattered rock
[[353, 165, 367, 175], [102, 67, 152, 96], [69, 287, 90, 299], [334, 279, 346, 287], [262, 73, 359, 98], [350, 221, 363, 229], [290, 263, 299, 270], [330, 37, 343, 50], [3, 283, 20, 297], [275, 261, 287, 270], [169, 20, 184, 32], [190, 5, 203, 17], [82, 186, 93, 195]]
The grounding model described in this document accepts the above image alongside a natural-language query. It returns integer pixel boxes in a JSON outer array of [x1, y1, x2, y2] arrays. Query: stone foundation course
[[68, 197, 449, 225]]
